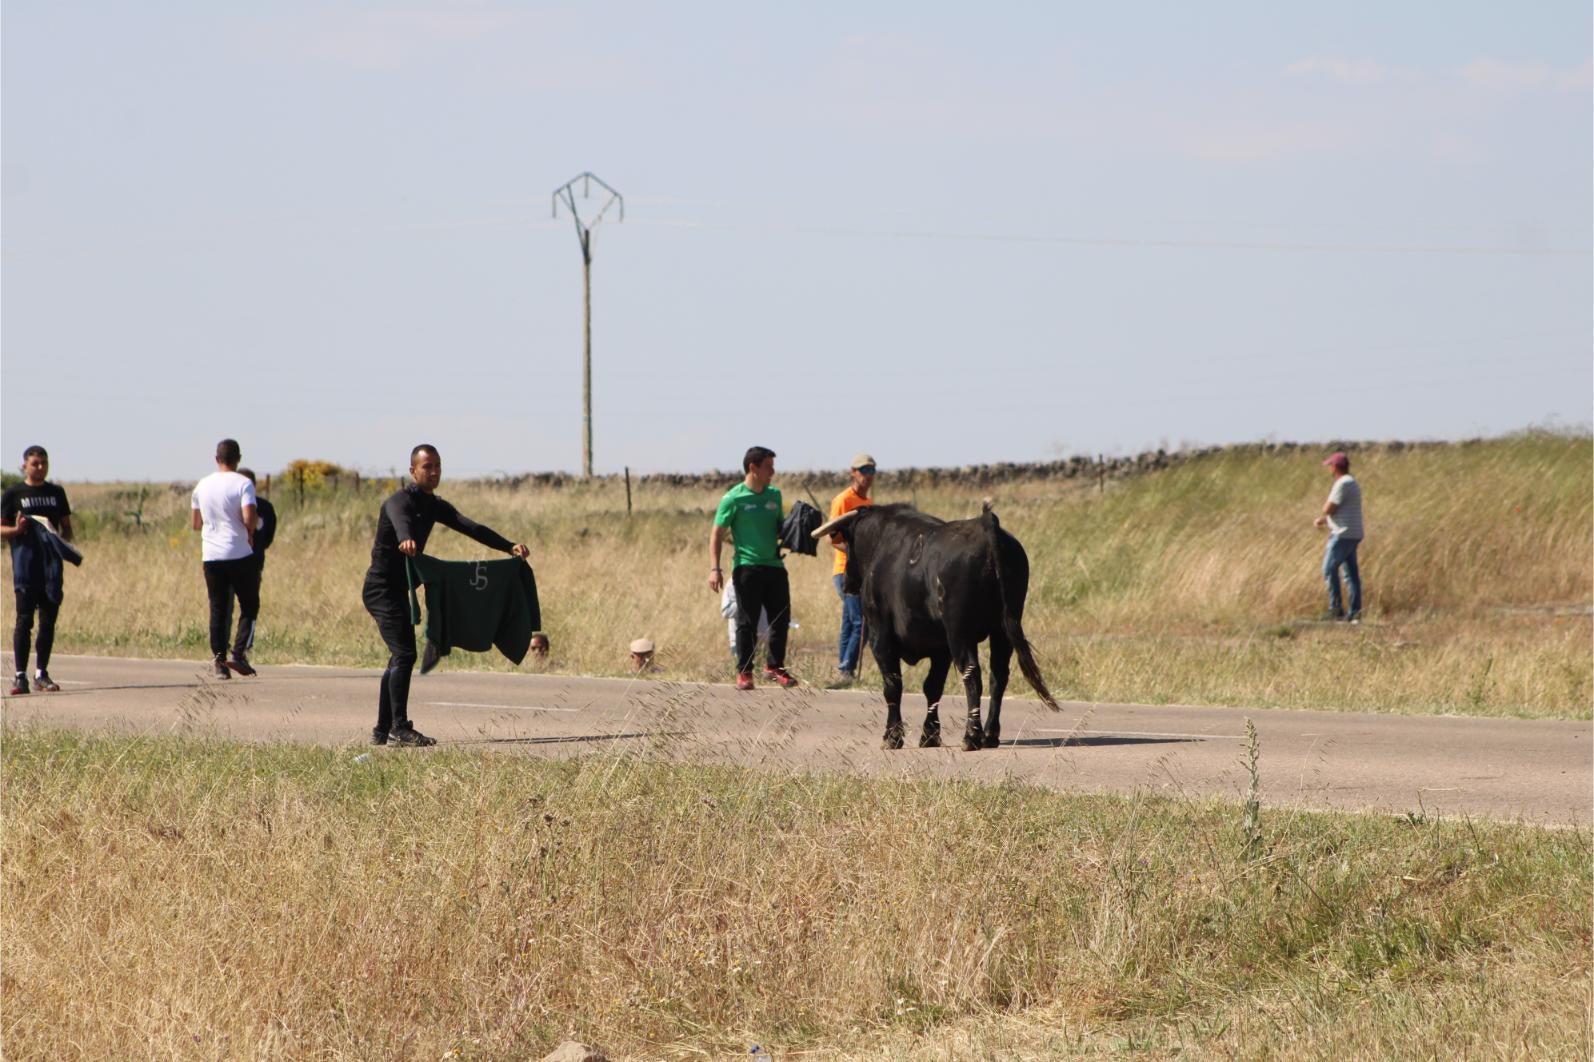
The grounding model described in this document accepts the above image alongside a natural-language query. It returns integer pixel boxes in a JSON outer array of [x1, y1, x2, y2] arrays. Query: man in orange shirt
[[826, 452, 876, 687]]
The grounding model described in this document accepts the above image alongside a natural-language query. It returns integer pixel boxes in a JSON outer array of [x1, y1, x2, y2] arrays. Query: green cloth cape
[[406, 555, 542, 668]]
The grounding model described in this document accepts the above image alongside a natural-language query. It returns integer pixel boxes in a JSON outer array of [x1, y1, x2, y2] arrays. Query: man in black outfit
[[237, 469, 277, 573], [2, 445, 74, 695], [363, 444, 529, 747], [236, 469, 277, 659]]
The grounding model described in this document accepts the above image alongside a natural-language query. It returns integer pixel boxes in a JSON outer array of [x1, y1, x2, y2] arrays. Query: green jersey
[[714, 482, 785, 569]]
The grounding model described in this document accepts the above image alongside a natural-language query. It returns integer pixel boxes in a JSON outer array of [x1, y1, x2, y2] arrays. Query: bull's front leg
[[881, 663, 905, 749], [872, 633, 905, 749], [919, 654, 949, 748], [954, 648, 984, 752]]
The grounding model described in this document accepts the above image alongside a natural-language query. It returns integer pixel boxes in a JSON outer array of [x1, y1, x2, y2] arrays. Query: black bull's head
[[812, 503, 1060, 752]]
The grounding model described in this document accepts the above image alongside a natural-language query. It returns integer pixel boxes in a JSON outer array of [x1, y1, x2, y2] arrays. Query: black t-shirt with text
[[2, 482, 72, 581], [2, 482, 71, 538]]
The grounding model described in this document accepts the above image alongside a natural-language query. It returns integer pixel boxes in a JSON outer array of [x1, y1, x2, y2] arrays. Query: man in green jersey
[[708, 445, 798, 690]]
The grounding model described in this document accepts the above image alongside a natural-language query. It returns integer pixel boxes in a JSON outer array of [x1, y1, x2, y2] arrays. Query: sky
[[4, 1, 1590, 480]]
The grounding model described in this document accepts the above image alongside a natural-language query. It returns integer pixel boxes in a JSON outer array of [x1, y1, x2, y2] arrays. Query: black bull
[[813, 502, 1060, 751]]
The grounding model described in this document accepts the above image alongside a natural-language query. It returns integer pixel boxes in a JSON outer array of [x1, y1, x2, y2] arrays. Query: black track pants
[[203, 557, 260, 659], [732, 564, 790, 673], [362, 576, 417, 733], [12, 586, 60, 675]]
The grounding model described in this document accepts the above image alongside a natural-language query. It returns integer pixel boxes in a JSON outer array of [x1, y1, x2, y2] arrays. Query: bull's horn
[[811, 508, 864, 539]]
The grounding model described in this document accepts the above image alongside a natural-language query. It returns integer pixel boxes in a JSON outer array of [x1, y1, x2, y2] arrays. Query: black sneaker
[[227, 654, 257, 677], [33, 671, 60, 692], [212, 657, 231, 679], [371, 728, 389, 746], [388, 726, 436, 747], [9, 673, 28, 696]]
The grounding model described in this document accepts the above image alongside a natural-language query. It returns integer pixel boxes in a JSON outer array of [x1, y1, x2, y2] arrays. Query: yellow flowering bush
[[280, 459, 349, 493]]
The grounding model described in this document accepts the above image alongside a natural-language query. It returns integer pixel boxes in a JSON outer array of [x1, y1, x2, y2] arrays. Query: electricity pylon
[[552, 172, 624, 478]]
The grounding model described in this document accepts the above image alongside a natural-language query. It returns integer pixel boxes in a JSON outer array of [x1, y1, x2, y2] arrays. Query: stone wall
[[478, 438, 1471, 492]]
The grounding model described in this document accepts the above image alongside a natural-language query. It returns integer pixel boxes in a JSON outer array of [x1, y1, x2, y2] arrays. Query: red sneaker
[[735, 672, 755, 691], [764, 666, 799, 689]]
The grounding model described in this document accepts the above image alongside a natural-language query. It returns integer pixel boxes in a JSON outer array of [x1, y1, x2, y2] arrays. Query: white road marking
[[1037, 728, 1246, 741], [426, 701, 579, 713]]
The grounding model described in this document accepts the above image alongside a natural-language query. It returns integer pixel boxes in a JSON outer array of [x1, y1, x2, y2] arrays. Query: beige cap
[[850, 452, 877, 470], [629, 638, 655, 655]]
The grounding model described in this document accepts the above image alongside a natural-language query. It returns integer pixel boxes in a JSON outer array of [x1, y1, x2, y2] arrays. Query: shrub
[[280, 459, 349, 493]]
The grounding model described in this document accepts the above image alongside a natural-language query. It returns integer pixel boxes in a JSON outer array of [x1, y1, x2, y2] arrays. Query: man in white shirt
[[1313, 450, 1364, 622], [191, 438, 259, 678]]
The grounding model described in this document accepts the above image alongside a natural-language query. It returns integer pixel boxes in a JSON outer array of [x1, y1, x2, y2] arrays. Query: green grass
[[3, 728, 1589, 1058]]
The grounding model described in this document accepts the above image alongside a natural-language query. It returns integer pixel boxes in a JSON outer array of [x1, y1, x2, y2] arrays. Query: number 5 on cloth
[[405, 555, 541, 674]]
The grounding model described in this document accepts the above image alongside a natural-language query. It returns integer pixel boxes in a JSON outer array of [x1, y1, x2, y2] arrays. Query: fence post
[[1097, 454, 1105, 496], [624, 466, 632, 516]]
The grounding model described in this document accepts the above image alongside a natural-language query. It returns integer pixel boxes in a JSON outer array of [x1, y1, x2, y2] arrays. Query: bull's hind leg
[[919, 653, 950, 748], [953, 645, 984, 752], [983, 633, 1013, 749]]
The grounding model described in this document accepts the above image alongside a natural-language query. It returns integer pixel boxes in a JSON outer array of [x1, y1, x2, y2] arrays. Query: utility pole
[[552, 172, 624, 478]]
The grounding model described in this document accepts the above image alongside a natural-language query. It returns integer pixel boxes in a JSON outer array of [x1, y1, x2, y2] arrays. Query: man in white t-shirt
[[191, 438, 259, 678], [1313, 450, 1364, 622]]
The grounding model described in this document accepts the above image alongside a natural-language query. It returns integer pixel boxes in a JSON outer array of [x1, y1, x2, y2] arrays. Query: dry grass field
[[4, 433, 1590, 1059], [3, 730, 1588, 1059], [15, 431, 1591, 718]]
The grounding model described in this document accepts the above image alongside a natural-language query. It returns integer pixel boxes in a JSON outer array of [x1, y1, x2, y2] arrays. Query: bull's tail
[[982, 501, 1060, 711]]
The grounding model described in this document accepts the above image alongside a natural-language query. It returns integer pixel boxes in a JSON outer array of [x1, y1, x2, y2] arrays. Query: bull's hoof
[[982, 729, 1001, 749], [883, 726, 905, 750], [962, 730, 982, 752], [918, 725, 941, 748]]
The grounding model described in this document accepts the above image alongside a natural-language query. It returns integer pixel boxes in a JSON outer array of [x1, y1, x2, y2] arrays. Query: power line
[[628, 216, 1590, 257]]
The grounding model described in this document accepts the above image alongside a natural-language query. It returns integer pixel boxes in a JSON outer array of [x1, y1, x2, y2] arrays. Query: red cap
[[1323, 451, 1349, 469]]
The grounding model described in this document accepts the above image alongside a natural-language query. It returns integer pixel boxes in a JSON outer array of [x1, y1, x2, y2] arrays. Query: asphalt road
[[4, 654, 1589, 826]]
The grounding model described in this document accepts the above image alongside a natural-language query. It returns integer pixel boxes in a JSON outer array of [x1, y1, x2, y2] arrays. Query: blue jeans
[[834, 574, 863, 672], [1323, 536, 1362, 618]]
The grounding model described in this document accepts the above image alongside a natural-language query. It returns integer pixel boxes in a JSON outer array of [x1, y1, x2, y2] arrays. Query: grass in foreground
[[3, 729, 1588, 1058], [9, 431, 1591, 717]]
